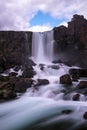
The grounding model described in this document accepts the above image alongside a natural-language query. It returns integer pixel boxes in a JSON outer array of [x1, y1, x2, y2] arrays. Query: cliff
[[0, 31, 32, 71], [53, 14, 87, 67]]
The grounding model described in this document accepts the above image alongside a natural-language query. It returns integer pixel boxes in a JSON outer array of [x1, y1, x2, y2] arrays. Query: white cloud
[[0, 0, 87, 31], [59, 21, 68, 27], [29, 24, 52, 32]]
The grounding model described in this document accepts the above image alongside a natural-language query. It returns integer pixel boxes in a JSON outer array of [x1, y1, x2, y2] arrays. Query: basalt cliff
[[0, 14, 87, 69]]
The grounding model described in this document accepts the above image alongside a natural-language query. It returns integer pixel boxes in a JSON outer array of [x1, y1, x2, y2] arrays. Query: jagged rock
[[34, 79, 49, 87], [72, 93, 80, 101], [60, 74, 72, 84], [76, 81, 87, 89]]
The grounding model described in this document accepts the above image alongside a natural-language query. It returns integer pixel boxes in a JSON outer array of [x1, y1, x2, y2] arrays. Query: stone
[[22, 65, 36, 78], [60, 74, 72, 84], [48, 65, 59, 70], [69, 68, 87, 79], [14, 78, 34, 93], [34, 79, 49, 87], [72, 93, 80, 101], [76, 81, 87, 89], [83, 112, 87, 120], [9, 72, 18, 77]]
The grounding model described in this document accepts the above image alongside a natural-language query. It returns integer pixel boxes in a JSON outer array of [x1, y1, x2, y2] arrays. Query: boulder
[[22, 65, 36, 78], [83, 112, 87, 120], [72, 93, 80, 101], [34, 79, 49, 87], [76, 81, 87, 89], [60, 74, 72, 84], [14, 78, 34, 93], [39, 64, 45, 71], [48, 65, 59, 70]]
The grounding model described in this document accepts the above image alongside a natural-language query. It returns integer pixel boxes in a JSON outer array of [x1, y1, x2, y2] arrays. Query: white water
[[32, 31, 54, 63]]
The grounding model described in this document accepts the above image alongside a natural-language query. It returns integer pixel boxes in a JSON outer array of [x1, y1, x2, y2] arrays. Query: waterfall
[[32, 31, 54, 63]]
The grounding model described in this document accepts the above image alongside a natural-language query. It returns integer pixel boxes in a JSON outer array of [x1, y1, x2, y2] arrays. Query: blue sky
[[0, 0, 87, 31], [30, 10, 65, 28]]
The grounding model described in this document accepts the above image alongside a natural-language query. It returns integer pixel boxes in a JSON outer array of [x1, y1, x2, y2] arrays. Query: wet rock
[[0, 82, 17, 101], [60, 74, 72, 84], [83, 112, 87, 120], [27, 59, 36, 66], [22, 65, 36, 78], [69, 68, 79, 81], [72, 93, 80, 101], [9, 72, 18, 77], [35, 79, 49, 87], [62, 110, 73, 114], [76, 81, 87, 89], [52, 59, 62, 64], [13, 65, 21, 71], [39, 64, 45, 71], [48, 65, 59, 70], [69, 68, 87, 80], [14, 78, 34, 93]]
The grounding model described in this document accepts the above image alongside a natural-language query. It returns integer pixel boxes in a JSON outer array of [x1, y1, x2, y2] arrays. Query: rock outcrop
[[53, 14, 87, 67]]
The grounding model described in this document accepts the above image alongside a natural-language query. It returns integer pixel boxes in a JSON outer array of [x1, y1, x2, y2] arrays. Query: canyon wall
[[54, 14, 87, 67]]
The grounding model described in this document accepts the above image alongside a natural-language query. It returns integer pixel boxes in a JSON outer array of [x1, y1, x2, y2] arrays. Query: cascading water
[[0, 30, 87, 130], [32, 31, 54, 63]]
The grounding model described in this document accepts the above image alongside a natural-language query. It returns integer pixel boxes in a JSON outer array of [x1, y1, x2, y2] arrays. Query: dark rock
[[0, 82, 17, 101], [9, 72, 18, 77], [53, 14, 87, 67], [48, 65, 59, 70], [22, 65, 36, 78], [69, 68, 87, 79], [72, 93, 80, 101], [83, 112, 87, 120], [60, 74, 72, 84], [14, 78, 34, 93], [34, 79, 49, 87], [27, 59, 36, 66], [0, 31, 32, 67], [76, 81, 87, 89], [52, 59, 62, 64], [62, 110, 73, 114], [39, 64, 45, 71], [13, 65, 21, 71]]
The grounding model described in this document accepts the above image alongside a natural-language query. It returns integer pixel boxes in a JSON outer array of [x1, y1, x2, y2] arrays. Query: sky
[[0, 0, 87, 32]]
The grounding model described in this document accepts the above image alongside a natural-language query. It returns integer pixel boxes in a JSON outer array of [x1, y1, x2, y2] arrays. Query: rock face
[[0, 31, 32, 71], [54, 14, 87, 67]]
